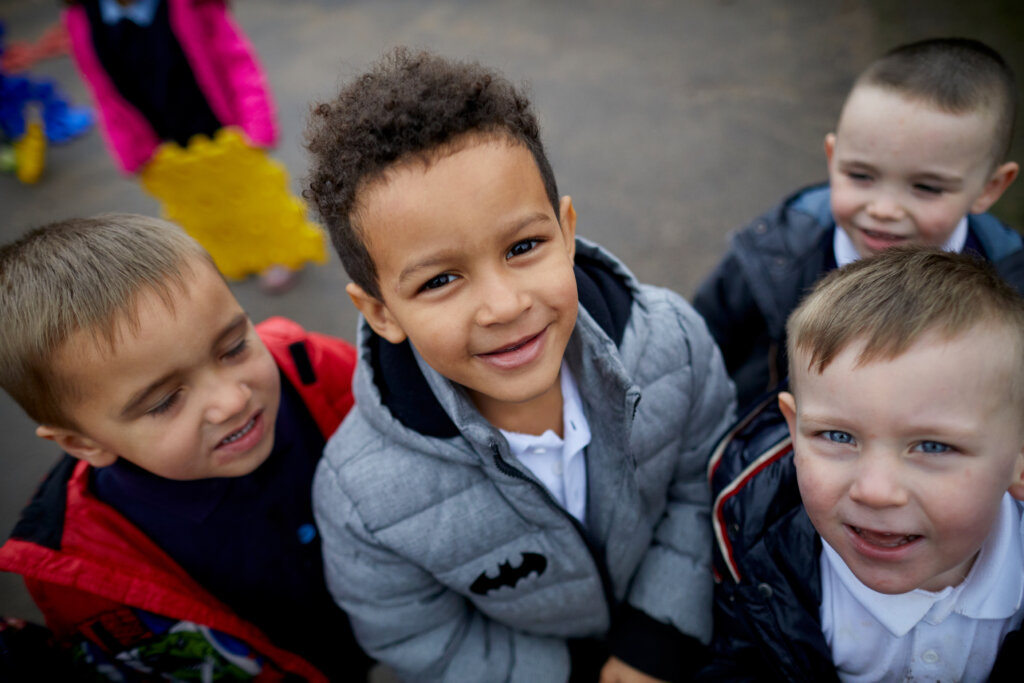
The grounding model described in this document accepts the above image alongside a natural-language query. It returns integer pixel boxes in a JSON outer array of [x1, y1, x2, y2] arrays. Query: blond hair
[[0, 214, 212, 427], [787, 247, 1024, 384]]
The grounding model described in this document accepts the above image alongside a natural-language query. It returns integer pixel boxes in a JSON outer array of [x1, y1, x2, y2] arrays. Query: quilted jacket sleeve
[[692, 245, 776, 410], [612, 291, 736, 677]]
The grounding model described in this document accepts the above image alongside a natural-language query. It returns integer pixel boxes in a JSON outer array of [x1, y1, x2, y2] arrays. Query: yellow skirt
[[140, 128, 327, 280]]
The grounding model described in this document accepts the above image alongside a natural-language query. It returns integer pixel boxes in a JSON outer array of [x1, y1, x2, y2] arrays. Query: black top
[[92, 373, 370, 679], [83, 0, 222, 146]]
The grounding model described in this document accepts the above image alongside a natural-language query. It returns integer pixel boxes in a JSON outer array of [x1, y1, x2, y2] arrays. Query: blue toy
[[0, 21, 93, 182]]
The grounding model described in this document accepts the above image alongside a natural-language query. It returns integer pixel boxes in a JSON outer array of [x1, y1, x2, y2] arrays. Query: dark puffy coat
[[693, 184, 1024, 411]]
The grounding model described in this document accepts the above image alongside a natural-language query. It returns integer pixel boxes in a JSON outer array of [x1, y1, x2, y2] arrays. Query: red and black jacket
[[0, 317, 355, 681]]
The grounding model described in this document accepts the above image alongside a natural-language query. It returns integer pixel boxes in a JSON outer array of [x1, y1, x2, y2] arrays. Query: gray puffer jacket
[[313, 239, 736, 682]]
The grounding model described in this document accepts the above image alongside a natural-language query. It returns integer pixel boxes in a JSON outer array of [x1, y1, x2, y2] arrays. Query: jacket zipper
[[489, 443, 617, 624]]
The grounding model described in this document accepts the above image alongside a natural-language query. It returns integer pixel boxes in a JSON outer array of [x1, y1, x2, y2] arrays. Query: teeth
[[220, 418, 255, 445], [853, 526, 918, 547]]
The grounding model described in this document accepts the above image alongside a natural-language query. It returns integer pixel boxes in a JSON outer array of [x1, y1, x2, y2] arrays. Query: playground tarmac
[[1, 0, 1021, 675]]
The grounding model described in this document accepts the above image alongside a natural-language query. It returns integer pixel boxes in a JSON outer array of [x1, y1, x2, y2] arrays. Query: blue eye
[[507, 239, 539, 259], [822, 430, 855, 445], [147, 391, 181, 416], [916, 441, 952, 454], [421, 273, 457, 291]]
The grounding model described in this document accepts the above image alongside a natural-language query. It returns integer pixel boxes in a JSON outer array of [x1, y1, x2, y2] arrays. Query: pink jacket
[[65, 0, 278, 174]]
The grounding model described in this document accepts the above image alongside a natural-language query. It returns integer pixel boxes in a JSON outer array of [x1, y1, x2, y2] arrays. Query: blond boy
[[707, 247, 1024, 681], [0, 215, 369, 680]]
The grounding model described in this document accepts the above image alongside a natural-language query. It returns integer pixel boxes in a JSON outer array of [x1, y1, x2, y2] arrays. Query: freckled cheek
[[925, 482, 1004, 540], [795, 454, 840, 519]]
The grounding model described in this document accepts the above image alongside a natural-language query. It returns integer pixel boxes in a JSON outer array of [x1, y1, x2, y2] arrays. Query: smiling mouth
[[482, 333, 539, 356], [219, 416, 257, 447], [859, 227, 906, 243], [851, 525, 921, 548]]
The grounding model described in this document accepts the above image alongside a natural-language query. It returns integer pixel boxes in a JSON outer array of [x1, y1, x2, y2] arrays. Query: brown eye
[[420, 273, 457, 292], [506, 239, 539, 259]]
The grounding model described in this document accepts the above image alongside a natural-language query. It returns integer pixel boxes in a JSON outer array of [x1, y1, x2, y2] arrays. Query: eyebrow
[[912, 171, 963, 186], [838, 159, 963, 186], [396, 211, 552, 289], [119, 313, 249, 417]]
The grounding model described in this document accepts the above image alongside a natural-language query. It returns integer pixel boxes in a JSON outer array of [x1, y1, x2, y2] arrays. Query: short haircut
[[304, 47, 559, 300], [853, 37, 1017, 164], [787, 247, 1024, 392], [0, 214, 212, 428]]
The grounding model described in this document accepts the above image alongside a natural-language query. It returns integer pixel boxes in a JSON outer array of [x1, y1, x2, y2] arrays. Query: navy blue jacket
[[693, 184, 1024, 411], [701, 392, 1023, 682]]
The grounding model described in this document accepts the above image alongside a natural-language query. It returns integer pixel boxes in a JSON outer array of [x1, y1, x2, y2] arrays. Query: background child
[[0, 215, 370, 680], [693, 37, 1022, 411], [705, 247, 1024, 682], [62, 0, 326, 290], [305, 48, 736, 682]]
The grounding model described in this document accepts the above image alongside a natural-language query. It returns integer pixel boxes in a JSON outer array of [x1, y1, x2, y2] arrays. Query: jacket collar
[[367, 238, 635, 439]]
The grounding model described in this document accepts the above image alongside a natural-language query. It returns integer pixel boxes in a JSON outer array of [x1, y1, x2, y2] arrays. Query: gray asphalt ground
[[1, 0, 1022, 667]]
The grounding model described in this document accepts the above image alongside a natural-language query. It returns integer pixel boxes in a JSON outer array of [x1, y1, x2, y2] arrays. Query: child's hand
[[599, 656, 669, 683]]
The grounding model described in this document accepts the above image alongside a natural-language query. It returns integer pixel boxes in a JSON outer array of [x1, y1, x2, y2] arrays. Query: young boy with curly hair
[[305, 48, 736, 682], [694, 38, 1022, 411], [706, 247, 1024, 681], [0, 215, 370, 680]]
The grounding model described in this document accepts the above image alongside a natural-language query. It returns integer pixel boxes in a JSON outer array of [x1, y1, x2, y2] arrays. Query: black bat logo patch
[[469, 552, 547, 595]]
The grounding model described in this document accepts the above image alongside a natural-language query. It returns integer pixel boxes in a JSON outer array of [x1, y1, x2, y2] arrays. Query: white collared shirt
[[833, 216, 968, 268], [500, 362, 591, 524], [820, 493, 1024, 682]]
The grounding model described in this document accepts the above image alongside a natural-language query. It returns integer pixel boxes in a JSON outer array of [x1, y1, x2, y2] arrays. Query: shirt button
[[921, 650, 939, 664]]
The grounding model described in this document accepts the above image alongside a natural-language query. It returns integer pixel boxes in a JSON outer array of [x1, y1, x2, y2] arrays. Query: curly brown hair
[[304, 47, 559, 299]]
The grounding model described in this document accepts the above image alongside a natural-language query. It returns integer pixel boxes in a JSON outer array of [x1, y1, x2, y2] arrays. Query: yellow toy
[[13, 118, 45, 184], [141, 128, 327, 280]]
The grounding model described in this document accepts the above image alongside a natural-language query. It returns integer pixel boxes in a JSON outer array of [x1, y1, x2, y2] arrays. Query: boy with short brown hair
[[0, 215, 369, 680], [694, 37, 1022, 411], [706, 247, 1024, 681], [306, 48, 736, 682]]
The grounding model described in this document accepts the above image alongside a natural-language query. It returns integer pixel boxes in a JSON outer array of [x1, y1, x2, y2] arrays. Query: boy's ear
[[1009, 444, 1024, 501], [1009, 451, 1024, 501], [559, 195, 577, 261], [35, 425, 117, 468], [970, 161, 1019, 215], [824, 133, 837, 166], [778, 391, 798, 440], [346, 282, 408, 344]]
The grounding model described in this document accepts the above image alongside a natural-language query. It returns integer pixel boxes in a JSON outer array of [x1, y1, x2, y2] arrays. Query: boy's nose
[[866, 196, 905, 222], [475, 273, 530, 326], [205, 378, 252, 424], [843, 454, 909, 507], [848, 451, 909, 508]]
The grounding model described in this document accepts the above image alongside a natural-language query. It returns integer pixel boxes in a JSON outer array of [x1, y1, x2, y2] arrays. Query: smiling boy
[[0, 215, 370, 680], [694, 37, 1022, 411], [305, 48, 736, 682], [705, 247, 1024, 682]]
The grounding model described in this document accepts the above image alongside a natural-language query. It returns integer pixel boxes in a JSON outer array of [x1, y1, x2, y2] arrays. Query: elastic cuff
[[567, 637, 608, 683], [608, 605, 709, 681]]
